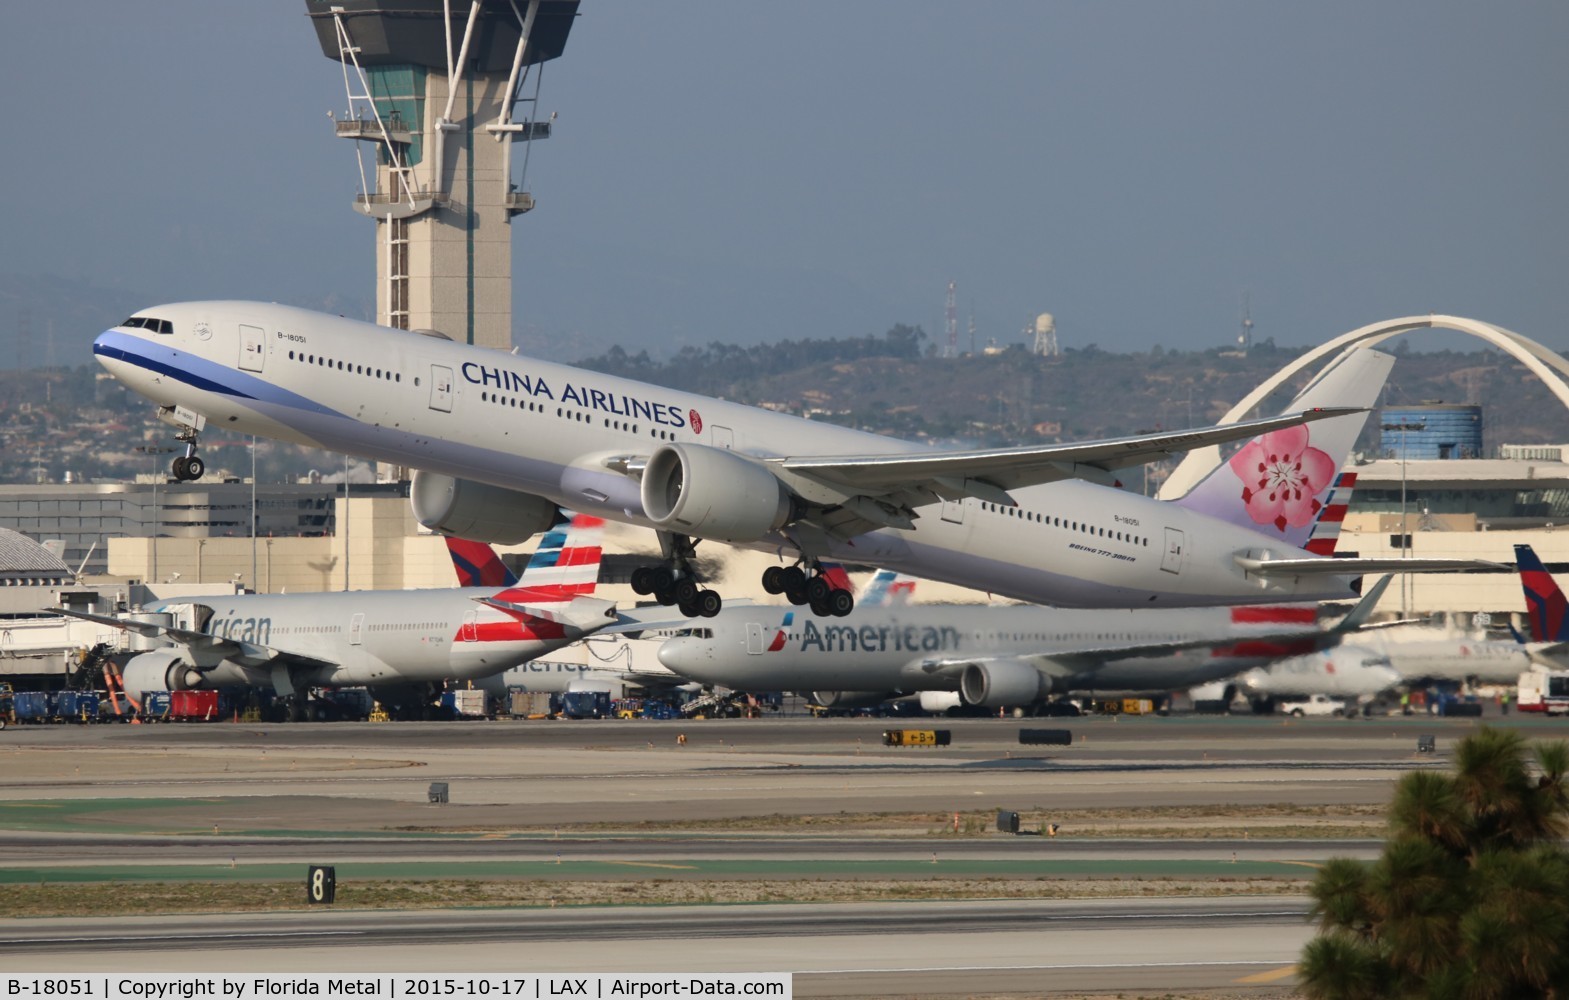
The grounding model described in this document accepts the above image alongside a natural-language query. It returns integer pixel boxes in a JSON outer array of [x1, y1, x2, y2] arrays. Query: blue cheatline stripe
[[94, 331, 347, 419]]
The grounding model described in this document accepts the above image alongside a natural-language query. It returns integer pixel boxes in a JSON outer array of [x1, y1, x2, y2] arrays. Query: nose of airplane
[[657, 637, 698, 674]]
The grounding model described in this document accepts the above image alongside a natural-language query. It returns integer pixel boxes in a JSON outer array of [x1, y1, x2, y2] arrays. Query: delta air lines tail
[[1516, 545, 1569, 643]]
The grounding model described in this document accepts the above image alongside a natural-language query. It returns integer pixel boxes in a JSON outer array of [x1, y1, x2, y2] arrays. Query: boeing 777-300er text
[[94, 303, 1487, 616], [60, 514, 622, 711]]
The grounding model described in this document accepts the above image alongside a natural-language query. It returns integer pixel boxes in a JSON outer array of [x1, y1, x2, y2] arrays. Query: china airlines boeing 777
[[93, 303, 1486, 616]]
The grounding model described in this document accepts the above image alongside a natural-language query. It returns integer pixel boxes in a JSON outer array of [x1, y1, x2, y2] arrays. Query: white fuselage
[[148, 588, 590, 689], [656, 602, 1322, 696], [96, 302, 1360, 609], [1240, 631, 1535, 698]]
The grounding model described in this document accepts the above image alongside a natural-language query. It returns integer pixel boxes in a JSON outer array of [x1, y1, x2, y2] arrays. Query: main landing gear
[[170, 429, 205, 482], [762, 564, 854, 618], [631, 533, 723, 619]]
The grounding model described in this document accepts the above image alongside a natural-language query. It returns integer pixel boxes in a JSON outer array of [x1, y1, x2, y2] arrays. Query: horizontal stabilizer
[[474, 594, 618, 632], [1235, 556, 1506, 578]]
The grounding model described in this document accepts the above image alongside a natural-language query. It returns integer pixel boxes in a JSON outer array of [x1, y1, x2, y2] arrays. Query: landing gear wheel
[[650, 566, 675, 594], [631, 567, 653, 596], [171, 456, 189, 481], [654, 585, 677, 607], [183, 455, 205, 480], [673, 578, 700, 608], [677, 597, 701, 618], [696, 589, 723, 617], [780, 566, 807, 594], [761, 566, 785, 595], [809, 597, 831, 617], [784, 587, 808, 606], [827, 589, 855, 617], [805, 576, 832, 604]]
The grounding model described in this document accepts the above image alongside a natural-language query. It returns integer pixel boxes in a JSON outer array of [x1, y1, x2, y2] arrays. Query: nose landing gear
[[762, 564, 855, 617], [170, 432, 205, 482]]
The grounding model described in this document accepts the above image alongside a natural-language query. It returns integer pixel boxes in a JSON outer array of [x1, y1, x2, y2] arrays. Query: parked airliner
[[1228, 543, 1569, 702], [655, 567, 1390, 711], [94, 303, 1486, 616], [62, 515, 620, 710]]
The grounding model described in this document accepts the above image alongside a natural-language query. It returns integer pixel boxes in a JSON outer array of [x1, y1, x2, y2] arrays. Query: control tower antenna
[[944, 281, 958, 359], [306, 1, 579, 347], [1238, 290, 1254, 355]]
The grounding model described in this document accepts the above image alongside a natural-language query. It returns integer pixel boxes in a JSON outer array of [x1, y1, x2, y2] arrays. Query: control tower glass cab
[[304, 1, 580, 348]]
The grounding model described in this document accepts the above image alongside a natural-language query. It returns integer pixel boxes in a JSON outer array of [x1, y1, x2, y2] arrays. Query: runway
[[0, 713, 1516, 994], [1, 898, 1314, 996]]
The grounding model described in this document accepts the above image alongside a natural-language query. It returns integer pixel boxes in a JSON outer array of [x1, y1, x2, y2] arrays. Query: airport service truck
[[1517, 670, 1569, 715]]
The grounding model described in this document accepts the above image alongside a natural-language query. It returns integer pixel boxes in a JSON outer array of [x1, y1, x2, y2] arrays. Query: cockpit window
[[122, 316, 173, 334]]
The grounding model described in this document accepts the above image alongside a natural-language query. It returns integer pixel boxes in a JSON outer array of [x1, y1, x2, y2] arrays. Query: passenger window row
[[474, 392, 684, 441], [287, 350, 402, 383], [979, 500, 1149, 547]]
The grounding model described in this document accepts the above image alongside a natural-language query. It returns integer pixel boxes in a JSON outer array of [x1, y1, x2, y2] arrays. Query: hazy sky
[[4, 2, 1565, 357]]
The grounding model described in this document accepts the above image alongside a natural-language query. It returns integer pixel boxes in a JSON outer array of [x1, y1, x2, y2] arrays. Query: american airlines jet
[[63, 514, 620, 710], [93, 303, 1483, 617]]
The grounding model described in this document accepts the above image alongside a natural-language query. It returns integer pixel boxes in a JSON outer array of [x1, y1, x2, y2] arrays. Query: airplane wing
[[1235, 556, 1506, 579], [775, 407, 1360, 500], [55, 608, 340, 671]]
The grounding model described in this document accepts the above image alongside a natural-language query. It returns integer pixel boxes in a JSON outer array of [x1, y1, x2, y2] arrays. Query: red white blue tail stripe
[[1303, 472, 1357, 556]]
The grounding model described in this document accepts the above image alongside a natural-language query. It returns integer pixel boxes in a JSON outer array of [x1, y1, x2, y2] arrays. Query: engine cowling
[[959, 661, 1050, 709], [641, 444, 792, 543], [918, 691, 962, 714], [411, 471, 559, 544], [119, 650, 202, 698], [810, 691, 893, 711]]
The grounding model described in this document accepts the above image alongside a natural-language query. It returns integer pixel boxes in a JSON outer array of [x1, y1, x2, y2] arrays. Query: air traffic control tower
[[305, 1, 579, 349]]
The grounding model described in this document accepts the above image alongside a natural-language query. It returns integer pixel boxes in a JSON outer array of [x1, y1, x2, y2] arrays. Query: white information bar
[[4, 977, 791, 1000]]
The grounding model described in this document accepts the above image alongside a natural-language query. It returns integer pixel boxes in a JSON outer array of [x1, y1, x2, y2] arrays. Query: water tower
[[305, 1, 580, 348]]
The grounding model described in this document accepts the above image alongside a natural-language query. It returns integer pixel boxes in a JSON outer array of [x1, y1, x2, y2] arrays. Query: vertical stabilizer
[[1516, 544, 1569, 642], [446, 537, 518, 588], [512, 513, 606, 599], [1171, 348, 1393, 550]]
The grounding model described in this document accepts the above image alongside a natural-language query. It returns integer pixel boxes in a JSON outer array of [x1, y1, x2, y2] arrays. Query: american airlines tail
[[1516, 544, 1569, 642], [1170, 349, 1393, 551], [860, 570, 917, 609], [1303, 471, 1358, 556], [502, 513, 607, 602]]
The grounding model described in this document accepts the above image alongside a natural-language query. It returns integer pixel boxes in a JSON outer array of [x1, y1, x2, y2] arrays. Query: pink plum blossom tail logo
[[1228, 426, 1336, 534], [688, 409, 703, 435]]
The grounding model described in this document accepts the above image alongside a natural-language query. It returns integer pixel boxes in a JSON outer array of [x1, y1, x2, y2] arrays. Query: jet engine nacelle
[[810, 691, 893, 711], [641, 444, 792, 543], [959, 661, 1050, 708], [119, 650, 203, 698], [411, 471, 559, 544], [918, 691, 962, 714]]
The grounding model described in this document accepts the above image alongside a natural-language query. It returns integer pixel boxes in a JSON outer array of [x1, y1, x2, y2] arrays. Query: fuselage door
[[462, 610, 479, 642], [712, 425, 734, 450], [349, 613, 365, 645], [239, 325, 266, 373], [1161, 527, 1185, 575], [745, 622, 765, 655], [430, 364, 454, 413], [940, 499, 965, 524]]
